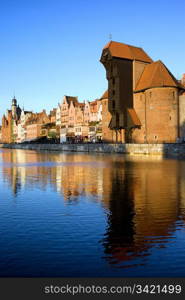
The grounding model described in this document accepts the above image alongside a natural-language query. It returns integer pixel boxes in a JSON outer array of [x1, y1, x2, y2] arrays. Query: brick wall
[[102, 98, 113, 142], [133, 87, 179, 143]]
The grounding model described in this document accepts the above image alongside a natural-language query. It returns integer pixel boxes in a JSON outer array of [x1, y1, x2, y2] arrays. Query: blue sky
[[0, 0, 185, 119]]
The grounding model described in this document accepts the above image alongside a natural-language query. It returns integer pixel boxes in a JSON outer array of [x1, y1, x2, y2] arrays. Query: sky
[[0, 0, 185, 119]]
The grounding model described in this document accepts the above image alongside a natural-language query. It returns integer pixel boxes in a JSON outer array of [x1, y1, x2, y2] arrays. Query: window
[[75, 127, 81, 132], [112, 100, 115, 109], [89, 127, 95, 132]]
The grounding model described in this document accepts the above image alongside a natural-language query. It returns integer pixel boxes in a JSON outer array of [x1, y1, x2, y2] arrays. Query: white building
[[17, 109, 32, 143], [56, 103, 61, 127]]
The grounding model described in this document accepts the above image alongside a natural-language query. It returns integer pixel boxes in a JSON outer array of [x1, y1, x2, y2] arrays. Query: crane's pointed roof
[[102, 41, 153, 63], [135, 60, 185, 92]]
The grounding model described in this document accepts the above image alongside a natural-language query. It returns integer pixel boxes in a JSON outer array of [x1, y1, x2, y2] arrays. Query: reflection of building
[[102, 157, 184, 267], [100, 41, 185, 143], [2, 149, 185, 269], [1, 150, 112, 204], [2, 150, 56, 194], [1, 150, 27, 195], [56, 154, 105, 202]]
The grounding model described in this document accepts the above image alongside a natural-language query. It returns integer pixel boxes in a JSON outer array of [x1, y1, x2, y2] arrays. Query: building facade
[[1, 98, 22, 143], [100, 41, 185, 143], [25, 110, 50, 141]]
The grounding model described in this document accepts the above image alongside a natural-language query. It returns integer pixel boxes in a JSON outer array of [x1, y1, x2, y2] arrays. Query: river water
[[0, 149, 185, 277]]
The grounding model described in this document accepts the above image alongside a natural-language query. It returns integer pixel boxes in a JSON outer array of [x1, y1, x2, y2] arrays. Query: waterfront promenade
[[1, 142, 185, 156]]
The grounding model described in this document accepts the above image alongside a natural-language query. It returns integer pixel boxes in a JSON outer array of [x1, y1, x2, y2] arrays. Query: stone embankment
[[1, 143, 185, 156]]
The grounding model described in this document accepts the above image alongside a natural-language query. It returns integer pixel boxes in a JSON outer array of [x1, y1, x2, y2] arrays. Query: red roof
[[65, 96, 78, 106], [103, 41, 152, 63], [135, 60, 185, 92], [100, 90, 108, 99]]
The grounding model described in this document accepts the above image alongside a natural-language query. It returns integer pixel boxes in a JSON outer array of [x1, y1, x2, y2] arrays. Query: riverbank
[[1, 142, 185, 155]]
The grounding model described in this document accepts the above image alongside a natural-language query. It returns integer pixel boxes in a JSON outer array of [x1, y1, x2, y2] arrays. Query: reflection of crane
[[101, 159, 184, 270]]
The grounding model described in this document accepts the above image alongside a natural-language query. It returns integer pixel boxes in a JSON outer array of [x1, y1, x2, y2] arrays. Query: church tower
[[11, 97, 17, 119]]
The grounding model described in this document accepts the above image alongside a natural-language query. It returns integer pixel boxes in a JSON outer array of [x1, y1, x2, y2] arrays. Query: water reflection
[[1, 149, 185, 274], [102, 159, 185, 269], [1, 150, 114, 205]]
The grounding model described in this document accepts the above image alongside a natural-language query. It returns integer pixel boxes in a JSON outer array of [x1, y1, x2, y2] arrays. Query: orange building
[[181, 74, 185, 87], [48, 108, 57, 124], [101, 90, 113, 142], [25, 110, 50, 141], [100, 41, 185, 143], [84, 101, 91, 125], [60, 95, 78, 142]]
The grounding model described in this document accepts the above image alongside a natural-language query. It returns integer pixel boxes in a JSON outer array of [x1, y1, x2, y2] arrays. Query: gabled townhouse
[[74, 102, 86, 142], [84, 101, 91, 125], [56, 103, 61, 127], [46, 108, 58, 139], [89, 100, 99, 123], [60, 95, 78, 142], [88, 99, 103, 142], [49, 108, 57, 124], [17, 109, 32, 143], [100, 90, 113, 142], [25, 110, 50, 141], [97, 99, 102, 122]]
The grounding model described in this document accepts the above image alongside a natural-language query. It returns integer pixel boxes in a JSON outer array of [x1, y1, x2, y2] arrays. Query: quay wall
[[1, 143, 185, 156]]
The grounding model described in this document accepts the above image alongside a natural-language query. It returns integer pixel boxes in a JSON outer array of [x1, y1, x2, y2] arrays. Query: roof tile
[[100, 90, 108, 99], [103, 41, 152, 63], [135, 60, 185, 91]]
